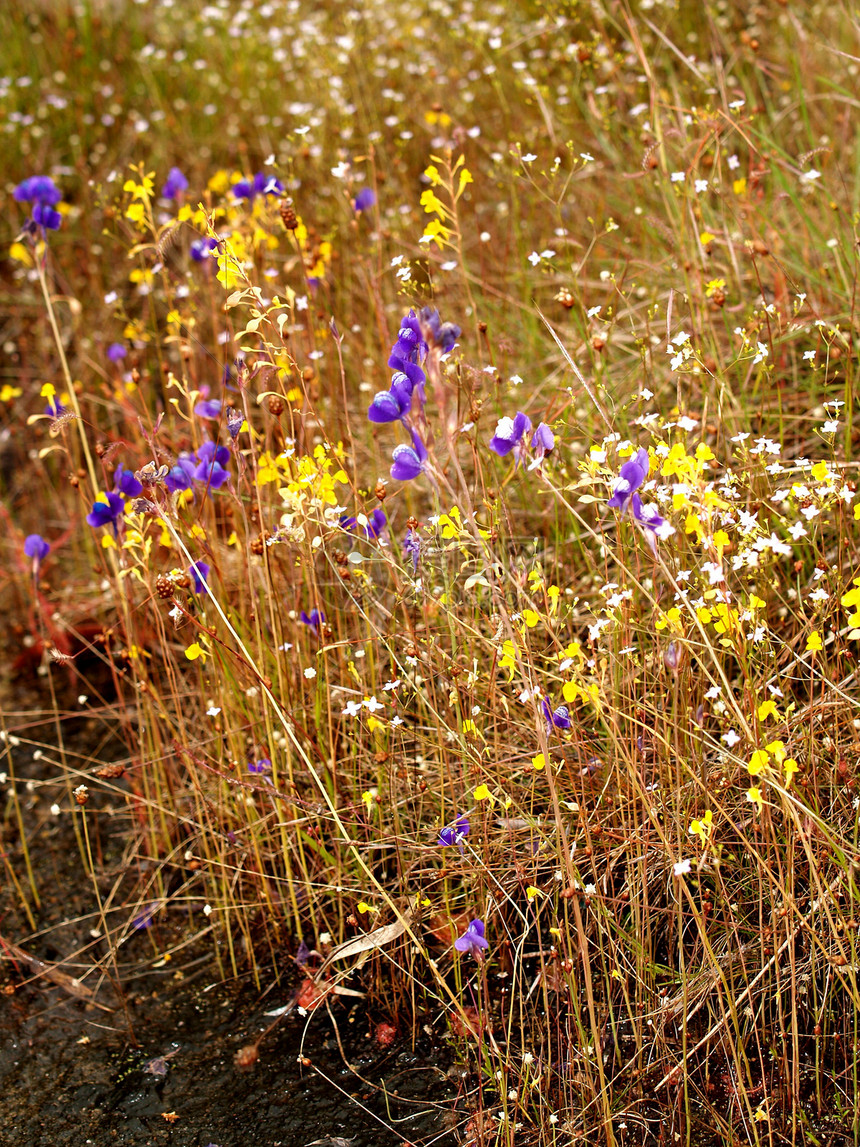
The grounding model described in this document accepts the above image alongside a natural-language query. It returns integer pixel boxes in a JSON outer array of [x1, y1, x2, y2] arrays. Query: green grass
[[3, 1, 860, 1143]]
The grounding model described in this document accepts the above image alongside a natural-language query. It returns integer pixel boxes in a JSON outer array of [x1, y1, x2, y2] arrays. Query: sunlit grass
[[3, 1, 860, 1143]]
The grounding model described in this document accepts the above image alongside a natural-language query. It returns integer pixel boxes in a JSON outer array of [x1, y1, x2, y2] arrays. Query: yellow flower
[[531, 753, 547, 772], [748, 749, 769, 776], [526, 886, 540, 902], [806, 631, 823, 653], [473, 784, 493, 802], [757, 699, 779, 722], [689, 809, 713, 843], [184, 642, 205, 661], [357, 902, 376, 914], [783, 758, 799, 787], [522, 609, 540, 628], [747, 786, 763, 813]]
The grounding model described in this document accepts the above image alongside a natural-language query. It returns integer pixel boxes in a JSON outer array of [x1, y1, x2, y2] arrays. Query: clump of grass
[[4, 2, 860, 1143]]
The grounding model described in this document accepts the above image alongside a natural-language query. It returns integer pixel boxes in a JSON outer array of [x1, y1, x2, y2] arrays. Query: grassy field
[[3, 0, 860, 1142]]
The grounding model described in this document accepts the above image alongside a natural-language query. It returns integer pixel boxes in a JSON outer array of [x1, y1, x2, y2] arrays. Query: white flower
[[304, 667, 317, 679], [728, 154, 740, 170], [722, 729, 741, 747], [528, 251, 541, 266], [694, 179, 709, 193], [206, 706, 222, 717], [364, 696, 383, 712], [673, 859, 692, 877], [521, 153, 537, 163], [801, 168, 821, 183], [788, 522, 807, 539], [671, 171, 686, 182]]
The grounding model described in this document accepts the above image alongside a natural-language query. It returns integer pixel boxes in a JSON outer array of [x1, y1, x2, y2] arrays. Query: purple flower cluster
[[341, 508, 386, 541], [489, 412, 555, 469], [232, 172, 284, 200], [161, 167, 188, 199], [14, 175, 63, 232], [191, 236, 219, 262], [606, 447, 668, 554], [163, 442, 231, 493], [368, 308, 460, 484]]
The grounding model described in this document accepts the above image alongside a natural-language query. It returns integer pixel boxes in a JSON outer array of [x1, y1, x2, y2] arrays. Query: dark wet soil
[[2, 972, 459, 1147], [0, 703, 460, 1147]]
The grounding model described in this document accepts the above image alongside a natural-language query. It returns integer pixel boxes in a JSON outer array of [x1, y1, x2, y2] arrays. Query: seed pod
[[267, 393, 285, 416], [155, 575, 175, 600], [279, 198, 298, 230], [74, 785, 90, 806]]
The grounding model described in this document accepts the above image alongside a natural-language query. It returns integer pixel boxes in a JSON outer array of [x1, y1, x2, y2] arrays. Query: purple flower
[[30, 203, 62, 231], [489, 412, 532, 459], [630, 492, 667, 556], [194, 399, 223, 420], [190, 236, 219, 262], [232, 173, 284, 200], [14, 175, 62, 206], [226, 407, 244, 441], [189, 560, 211, 594], [193, 442, 230, 489], [542, 699, 572, 731], [403, 528, 421, 573], [438, 814, 469, 848], [418, 307, 461, 354], [114, 464, 143, 498], [341, 509, 386, 540], [24, 534, 50, 570], [353, 187, 376, 213], [390, 431, 427, 482], [607, 447, 650, 513], [295, 940, 312, 966], [368, 389, 408, 423], [248, 757, 272, 775], [531, 422, 555, 456], [454, 918, 489, 958], [133, 902, 160, 930], [161, 167, 188, 199], [107, 342, 126, 362], [44, 395, 67, 418], [164, 454, 197, 493], [300, 608, 325, 635], [86, 492, 125, 529]]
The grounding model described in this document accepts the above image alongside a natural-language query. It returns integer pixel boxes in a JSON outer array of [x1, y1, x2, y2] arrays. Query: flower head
[[390, 431, 427, 482], [194, 399, 223, 420], [161, 167, 188, 199], [300, 608, 325, 636], [30, 202, 62, 231], [353, 187, 376, 213], [438, 814, 470, 848], [607, 447, 650, 513], [232, 173, 284, 200], [630, 493, 670, 555], [454, 918, 490, 958], [86, 493, 125, 530], [490, 412, 532, 460], [189, 561, 211, 594], [193, 442, 231, 489], [248, 757, 272, 775], [418, 307, 461, 354], [114, 464, 143, 498], [341, 509, 386, 541], [14, 175, 62, 207], [24, 534, 50, 570], [164, 454, 197, 493], [191, 236, 219, 262], [403, 527, 421, 573], [106, 342, 127, 362], [542, 698, 572, 731]]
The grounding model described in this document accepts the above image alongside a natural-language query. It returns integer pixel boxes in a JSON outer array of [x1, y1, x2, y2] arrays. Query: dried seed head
[[267, 393, 285, 416], [155, 574, 176, 600], [279, 198, 298, 230], [374, 480, 387, 502], [74, 785, 90, 805]]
